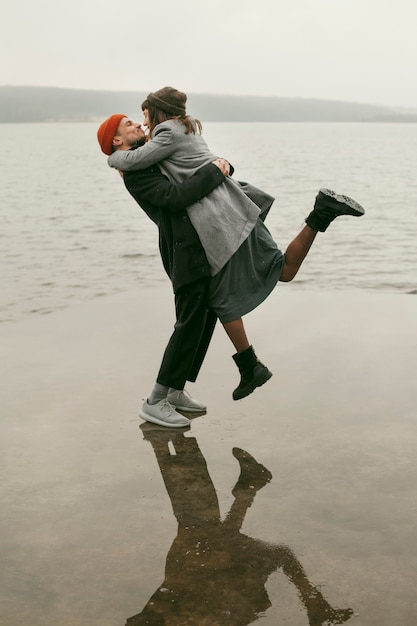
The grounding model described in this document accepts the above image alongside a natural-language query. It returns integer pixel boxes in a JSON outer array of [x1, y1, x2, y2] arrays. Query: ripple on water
[[1, 122, 416, 322]]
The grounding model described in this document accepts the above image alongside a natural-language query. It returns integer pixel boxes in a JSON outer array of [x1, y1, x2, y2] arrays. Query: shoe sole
[[233, 370, 273, 401], [318, 188, 365, 217], [140, 422, 190, 440], [139, 410, 190, 428]]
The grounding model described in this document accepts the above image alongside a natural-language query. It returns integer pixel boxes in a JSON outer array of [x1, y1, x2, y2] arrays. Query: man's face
[[113, 117, 146, 150]]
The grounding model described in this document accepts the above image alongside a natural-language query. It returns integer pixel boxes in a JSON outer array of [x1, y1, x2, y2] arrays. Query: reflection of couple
[[126, 425, 353, 625], [98, 87, 365, 428]]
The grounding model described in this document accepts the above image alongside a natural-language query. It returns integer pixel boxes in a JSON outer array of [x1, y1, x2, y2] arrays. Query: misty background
[[1, 0, 417, 114]]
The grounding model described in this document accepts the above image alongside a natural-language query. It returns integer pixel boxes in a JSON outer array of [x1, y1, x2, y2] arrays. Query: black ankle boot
[[232, 345, 272, 400], [305, 188, 365, 232]]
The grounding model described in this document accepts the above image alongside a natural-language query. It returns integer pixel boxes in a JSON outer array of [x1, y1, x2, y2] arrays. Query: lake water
[[1, 122, 416, 323]]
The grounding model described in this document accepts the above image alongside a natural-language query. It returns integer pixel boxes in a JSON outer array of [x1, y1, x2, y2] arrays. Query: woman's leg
[[220, 225, 318, 399], [222, 318, 250, 353], [222, 318, 272, 400], [279, 224, 318, 283], [281, 188, 366, 282]]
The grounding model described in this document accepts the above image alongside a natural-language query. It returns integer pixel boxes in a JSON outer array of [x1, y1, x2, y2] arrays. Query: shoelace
[[158, 399, 175, 415]]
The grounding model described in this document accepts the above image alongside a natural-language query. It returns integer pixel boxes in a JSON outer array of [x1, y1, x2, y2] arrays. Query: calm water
[[1, 122, 416, 323]]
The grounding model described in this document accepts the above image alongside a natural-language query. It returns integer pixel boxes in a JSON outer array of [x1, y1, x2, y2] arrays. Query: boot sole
[[233, 369, 273, 401], [318, 188, 365, 217]]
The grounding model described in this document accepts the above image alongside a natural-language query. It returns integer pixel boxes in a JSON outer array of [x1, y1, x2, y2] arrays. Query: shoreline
[[2, 282, 416, 326]]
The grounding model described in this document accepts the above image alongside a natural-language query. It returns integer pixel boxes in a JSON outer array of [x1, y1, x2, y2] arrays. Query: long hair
[[142, 99, 202, 136]]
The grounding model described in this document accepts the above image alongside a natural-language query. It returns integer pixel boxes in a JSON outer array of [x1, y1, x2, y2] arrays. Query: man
[[97, 114, 230, 428]]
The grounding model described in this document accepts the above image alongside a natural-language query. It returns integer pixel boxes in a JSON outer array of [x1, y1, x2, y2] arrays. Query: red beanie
[[97, 114, 127, 155]]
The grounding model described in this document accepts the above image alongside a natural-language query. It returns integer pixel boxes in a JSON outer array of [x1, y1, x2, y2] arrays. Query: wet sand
[[1, 286, 416, 626]]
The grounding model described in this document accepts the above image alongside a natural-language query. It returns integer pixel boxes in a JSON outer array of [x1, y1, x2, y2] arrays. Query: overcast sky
[[2, 0, 416, 109]]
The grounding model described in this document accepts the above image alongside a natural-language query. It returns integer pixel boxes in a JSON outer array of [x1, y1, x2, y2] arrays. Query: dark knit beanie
[[146, 87, 187, 116], [97, 114, 126, 155]]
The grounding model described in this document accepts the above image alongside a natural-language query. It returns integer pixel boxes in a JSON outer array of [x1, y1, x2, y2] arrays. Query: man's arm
[[123, 162, 227, 213]]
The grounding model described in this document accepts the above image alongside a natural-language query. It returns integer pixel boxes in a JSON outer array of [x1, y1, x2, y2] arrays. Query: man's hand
[[212, 158, 230, 176]]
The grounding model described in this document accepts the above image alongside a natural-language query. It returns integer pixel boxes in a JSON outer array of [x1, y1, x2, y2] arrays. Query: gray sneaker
[[139, 399, 190, 428], [167, 389, 207, 412]]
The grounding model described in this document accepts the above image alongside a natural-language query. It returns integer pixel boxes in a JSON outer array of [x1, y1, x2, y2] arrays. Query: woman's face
[[143, 108, 150, 128]]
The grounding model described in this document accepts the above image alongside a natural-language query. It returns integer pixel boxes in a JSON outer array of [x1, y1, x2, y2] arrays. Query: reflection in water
[[126, 425, 353, 625]]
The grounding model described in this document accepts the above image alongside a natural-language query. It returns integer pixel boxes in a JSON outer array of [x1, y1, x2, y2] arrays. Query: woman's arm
[[107, 124, 176, 171], [124, 161, 228, 213]]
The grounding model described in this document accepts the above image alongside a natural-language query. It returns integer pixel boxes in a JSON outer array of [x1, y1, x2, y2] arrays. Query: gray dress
[[208, 219, 284, 323]]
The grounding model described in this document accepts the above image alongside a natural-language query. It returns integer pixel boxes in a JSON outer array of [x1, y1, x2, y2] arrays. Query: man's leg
[[157, 278, 213, 391], [140, 279, 214, 427], [186, 308, 217, 383]]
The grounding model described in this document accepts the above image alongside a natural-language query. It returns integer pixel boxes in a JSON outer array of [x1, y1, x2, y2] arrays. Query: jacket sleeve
[[107, 126, 175, 171], [124, 163, 226, 213], [236, 180, 275, 221]]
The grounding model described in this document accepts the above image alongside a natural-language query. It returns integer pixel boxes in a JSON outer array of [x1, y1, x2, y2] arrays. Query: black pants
[[156, 278, 217, 390]]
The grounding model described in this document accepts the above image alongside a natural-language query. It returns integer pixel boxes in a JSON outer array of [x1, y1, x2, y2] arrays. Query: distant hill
[[0, 86, 416, 123]]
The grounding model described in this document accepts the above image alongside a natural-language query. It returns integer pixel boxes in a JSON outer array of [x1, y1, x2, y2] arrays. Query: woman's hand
[[212, 158, 230, 176]]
